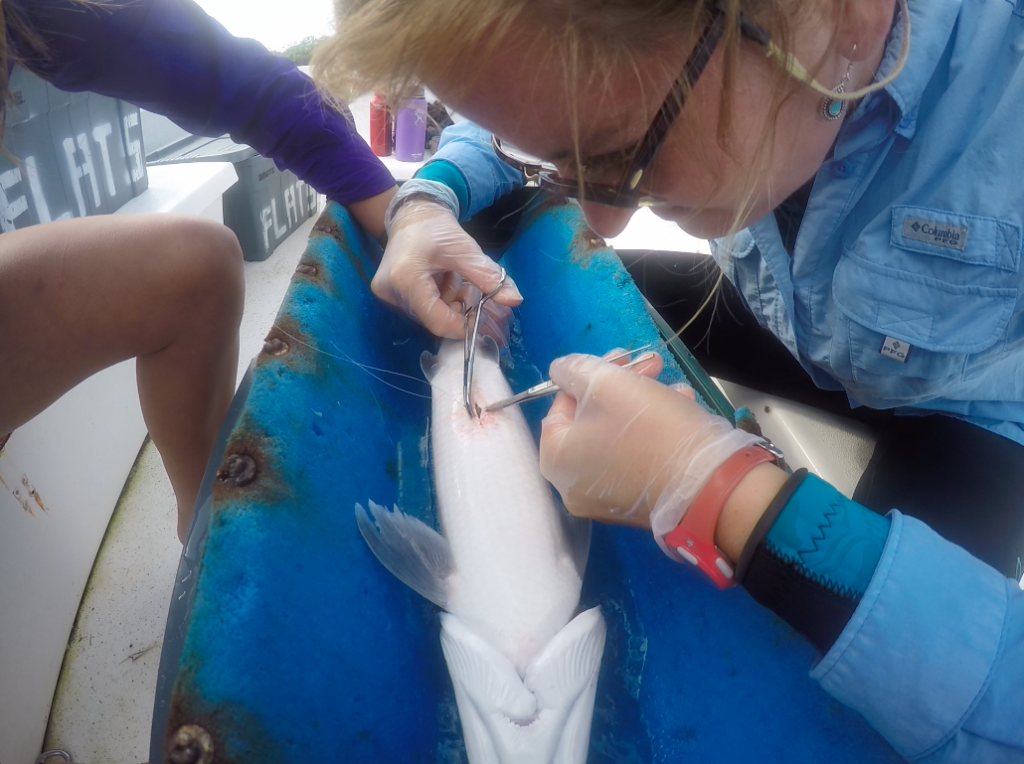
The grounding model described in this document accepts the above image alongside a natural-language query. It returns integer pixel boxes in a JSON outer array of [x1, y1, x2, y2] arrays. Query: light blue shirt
[[414, 121, 525, 222], [719, 0, 1024, 445], [424, 3, 1024, 757], [715, 3, 1024, 751]]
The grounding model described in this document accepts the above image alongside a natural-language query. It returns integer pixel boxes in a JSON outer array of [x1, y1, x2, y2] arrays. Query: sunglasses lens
[[538, 173, 643, 209]]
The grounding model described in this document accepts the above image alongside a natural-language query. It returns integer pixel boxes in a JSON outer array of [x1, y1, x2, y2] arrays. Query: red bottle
[[369, 92, 393, 157]]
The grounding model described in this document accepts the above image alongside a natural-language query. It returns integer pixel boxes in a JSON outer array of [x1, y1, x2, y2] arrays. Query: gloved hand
[[540, 353, 762, 556], [373, 199, 522, 339]]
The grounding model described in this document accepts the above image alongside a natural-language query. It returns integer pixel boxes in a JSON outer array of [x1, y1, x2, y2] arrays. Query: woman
[[317, 0, 1024, 759], [0, 0, 397, 541]]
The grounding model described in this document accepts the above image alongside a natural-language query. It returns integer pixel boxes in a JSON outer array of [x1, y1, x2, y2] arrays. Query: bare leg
[[0, 214, 244, 541]]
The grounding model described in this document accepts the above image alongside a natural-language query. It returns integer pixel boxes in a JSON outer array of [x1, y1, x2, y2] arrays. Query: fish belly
[[429, 340, 581, 673]]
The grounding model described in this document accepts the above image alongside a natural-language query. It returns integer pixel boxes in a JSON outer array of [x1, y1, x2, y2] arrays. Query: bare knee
[[153, 216, 245, 329], [166, 216, 243, 289]]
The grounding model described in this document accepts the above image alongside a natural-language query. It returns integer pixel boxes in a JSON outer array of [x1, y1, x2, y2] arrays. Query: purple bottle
[[394, 88, 428, 162]]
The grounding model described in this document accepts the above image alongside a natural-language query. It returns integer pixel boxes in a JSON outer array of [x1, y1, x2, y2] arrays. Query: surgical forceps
[[463, 268, 507, 417], [484, 344, 655, 413]]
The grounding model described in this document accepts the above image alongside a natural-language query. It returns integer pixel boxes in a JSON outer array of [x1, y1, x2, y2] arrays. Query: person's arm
[[715, 461, 1024, 761], [782, 501, 1022, 761], [411, 121, 525, 223], [10, 0, 397, 213], [541, 353, 1024, 762], [346, 186, 396, 241]]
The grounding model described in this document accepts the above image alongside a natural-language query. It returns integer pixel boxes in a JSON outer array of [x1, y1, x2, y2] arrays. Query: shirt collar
[[872, 0, 963, 138]]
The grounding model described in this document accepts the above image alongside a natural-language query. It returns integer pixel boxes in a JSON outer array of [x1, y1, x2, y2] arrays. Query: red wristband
[[663, 445, 778, 589]]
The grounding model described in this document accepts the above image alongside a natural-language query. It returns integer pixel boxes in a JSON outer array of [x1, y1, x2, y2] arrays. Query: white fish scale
[[430, 341, 581, 673]]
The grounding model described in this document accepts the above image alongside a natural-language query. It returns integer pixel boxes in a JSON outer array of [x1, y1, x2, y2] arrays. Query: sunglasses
[[492, 3, 775, 209]]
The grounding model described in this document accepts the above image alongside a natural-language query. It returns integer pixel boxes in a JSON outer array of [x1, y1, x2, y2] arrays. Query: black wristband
[[734, 468, 807, 584]]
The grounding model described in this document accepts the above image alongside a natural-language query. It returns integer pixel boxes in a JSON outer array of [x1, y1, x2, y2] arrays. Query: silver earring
[[821, 54, 855, 121]]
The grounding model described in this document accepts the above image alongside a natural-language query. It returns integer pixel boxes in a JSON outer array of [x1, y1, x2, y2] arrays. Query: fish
[[356, 338, 606, 764]]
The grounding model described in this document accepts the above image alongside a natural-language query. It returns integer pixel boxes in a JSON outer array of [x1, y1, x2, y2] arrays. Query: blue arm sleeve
[[415, 121, 524, 222], [811, 511, 1024, 762], [11, 0, 396, 205]]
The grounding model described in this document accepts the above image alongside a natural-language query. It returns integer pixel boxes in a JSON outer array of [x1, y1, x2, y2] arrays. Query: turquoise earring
[[821, 56, 855, 121]]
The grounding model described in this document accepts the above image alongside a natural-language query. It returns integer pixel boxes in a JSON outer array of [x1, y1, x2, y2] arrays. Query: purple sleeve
[[10, 0, 395, 204]]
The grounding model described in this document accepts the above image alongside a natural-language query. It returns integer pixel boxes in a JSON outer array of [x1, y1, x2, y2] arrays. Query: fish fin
[[355, 500, 451, 609], [525, 607, 607, 764], [560, 510, 592, 580], [441, 610, 606, 764], [439, 614, 538, 722], [420, 349, 441, 382], [448, 678, 501, 764]]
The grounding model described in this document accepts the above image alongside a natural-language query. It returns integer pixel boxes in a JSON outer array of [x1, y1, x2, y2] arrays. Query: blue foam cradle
[[150, 197, 901, 763]]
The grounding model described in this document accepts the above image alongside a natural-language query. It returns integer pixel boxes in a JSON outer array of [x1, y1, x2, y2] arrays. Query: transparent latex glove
[[374, 199, 522, 338], [444, 279, 511, 347], [540, 353, 762, 555]]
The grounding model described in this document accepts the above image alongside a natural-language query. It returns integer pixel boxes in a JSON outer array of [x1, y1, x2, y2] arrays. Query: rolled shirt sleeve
[[811, 511, 1024, 761], [417, 121, 524, 222]]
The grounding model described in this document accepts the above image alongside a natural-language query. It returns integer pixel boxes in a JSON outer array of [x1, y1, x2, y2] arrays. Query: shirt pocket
[[831, 229, 1019, 405]]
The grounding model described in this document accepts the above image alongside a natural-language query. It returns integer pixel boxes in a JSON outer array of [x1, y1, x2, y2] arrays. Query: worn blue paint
[[156, 198, 901, 763]]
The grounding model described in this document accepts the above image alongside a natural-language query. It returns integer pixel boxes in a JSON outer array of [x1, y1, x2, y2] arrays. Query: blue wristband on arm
[[414, 160, 471, 220]]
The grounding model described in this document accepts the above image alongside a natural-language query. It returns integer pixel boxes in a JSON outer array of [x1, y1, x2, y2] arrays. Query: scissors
[[483, 344, 655, 413]]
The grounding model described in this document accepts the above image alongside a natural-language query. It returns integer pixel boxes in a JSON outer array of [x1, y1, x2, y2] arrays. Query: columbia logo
[[901, 215, 968, 251]]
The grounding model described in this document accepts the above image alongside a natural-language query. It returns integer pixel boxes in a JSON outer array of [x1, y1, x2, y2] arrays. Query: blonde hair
[[316, 1, 802, 95], [0, 2, 47, 140], [315, 0, 846, 235]]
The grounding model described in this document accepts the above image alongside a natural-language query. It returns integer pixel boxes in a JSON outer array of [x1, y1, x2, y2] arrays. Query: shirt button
[[832, 161, 852, 178]]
